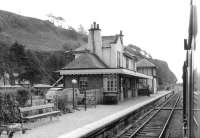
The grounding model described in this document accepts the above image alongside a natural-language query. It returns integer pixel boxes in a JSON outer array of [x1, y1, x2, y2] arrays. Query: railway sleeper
[[141, 129, 161, 132], [145, 126, 162, 129], [137, 132, 158, 137], [154, 107, 183, 110]]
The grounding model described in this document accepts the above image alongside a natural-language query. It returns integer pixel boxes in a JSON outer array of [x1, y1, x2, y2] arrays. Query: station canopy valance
[[59, 68, 152, 79]]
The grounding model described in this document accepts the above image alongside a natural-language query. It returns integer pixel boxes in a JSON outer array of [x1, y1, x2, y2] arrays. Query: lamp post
[[72, 79, 77, 109]]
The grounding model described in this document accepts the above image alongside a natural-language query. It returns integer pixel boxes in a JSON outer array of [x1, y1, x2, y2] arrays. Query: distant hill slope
[[0, 10, 87, 51], [149, 59, 177, 86], [127, 44, 177, 88]]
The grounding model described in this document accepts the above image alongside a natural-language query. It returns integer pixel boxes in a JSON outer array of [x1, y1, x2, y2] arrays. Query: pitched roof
[[64, 44, 88, 54], [63, 53, 108, 69], [123, 46, 137, 58], [102, 35, 118, 47], [137, 59, 156, 68], [72, 35, 119, 50]]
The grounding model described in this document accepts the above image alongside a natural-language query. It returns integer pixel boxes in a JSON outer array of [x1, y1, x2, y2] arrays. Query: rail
[[118, 93, 180, 138], [158, 95, 180, 138]]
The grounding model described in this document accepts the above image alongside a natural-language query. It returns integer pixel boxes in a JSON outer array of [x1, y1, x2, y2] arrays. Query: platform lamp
[[72, 79, 77, 109]]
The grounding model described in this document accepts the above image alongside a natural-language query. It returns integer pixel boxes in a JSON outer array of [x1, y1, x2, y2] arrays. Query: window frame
[[79, 77, 88, 93], [104, 75, 117, 92], [126, 57, 129, 69], [117, 51, 121, 68]]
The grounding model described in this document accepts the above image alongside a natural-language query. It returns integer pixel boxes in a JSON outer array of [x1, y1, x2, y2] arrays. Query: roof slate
[[137, 59, 156, 68], [102, 35, 118, 47], [123, 46, 137, 58], [63, 53, 108, 69]]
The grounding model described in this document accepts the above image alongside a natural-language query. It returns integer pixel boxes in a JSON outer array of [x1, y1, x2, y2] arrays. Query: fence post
[[31, 95, 33, 106], [95, 90, 96, 108], [84, 89, 87, 111]]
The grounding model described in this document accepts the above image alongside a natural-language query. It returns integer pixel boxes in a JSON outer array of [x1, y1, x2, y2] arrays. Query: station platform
[[13, 91, 171, 138]]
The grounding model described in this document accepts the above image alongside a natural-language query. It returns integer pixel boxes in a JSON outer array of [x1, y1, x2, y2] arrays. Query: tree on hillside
[[19, 50, 42, 85], [78, 24, 87, 35], [67, 26, 79, 40], [7, 42, 31, 85], [47, 13, 65, 28], [0, 44, 10, 85], [62, 40, 80, 51], [0, 41, 75, 85], [45, 52, 73, 84], [4, 43, 42, 85], [9, 42, 27, 68]]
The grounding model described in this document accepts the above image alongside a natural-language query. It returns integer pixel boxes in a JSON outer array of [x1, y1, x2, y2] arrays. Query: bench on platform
[[19, 103, 61, 122], [103, 92, 119, 104], [0, 103, 61, 137], [138, 88, 150, 96]]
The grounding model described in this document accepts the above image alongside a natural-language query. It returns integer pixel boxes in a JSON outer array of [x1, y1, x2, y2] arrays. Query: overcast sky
[[1, 0, 199, 82]]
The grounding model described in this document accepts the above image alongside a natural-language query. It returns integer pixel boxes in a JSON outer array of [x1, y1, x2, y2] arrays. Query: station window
[[79, 77, 88, 93], [126, 57, 129, 69], [104, 75, 117, 92]]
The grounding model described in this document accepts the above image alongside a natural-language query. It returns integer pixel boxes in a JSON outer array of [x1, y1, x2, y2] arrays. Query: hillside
[[0, 10, 87, 51], [149, 59, 177, 86], [127, 45, 177, 88]]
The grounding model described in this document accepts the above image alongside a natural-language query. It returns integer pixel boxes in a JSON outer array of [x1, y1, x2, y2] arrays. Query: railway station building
[[59, 22, 157, 104], [137, 59, 157, 95]]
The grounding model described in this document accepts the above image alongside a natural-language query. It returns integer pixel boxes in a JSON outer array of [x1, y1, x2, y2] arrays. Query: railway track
[[116, 93, 180, 138]]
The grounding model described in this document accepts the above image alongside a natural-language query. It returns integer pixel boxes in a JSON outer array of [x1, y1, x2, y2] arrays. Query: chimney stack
[[119, 30, 124, 44], [119, 30, 123, 36], [88, 22, 102, 56], [89, 22, 101, 30]]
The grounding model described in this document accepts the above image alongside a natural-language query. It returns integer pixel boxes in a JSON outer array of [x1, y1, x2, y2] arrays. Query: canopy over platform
[[59, 68, 152, 79]]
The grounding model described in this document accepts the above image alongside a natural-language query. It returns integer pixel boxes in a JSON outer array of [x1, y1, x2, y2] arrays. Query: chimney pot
[[93, 22, 96, 29], [90, 24, 93, 29], [120, 30, 123, 36], [97, 24, 99, 29]]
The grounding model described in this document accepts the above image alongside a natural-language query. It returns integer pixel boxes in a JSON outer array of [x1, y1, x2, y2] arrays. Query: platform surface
[[13, 91, 171, 138]]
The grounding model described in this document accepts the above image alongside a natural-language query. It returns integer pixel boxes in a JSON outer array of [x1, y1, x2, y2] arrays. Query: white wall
[[110, 37, 123, 68], [121, 55, 135, 70], [138, 68, 154, 76], [102, 48, 111, 67]]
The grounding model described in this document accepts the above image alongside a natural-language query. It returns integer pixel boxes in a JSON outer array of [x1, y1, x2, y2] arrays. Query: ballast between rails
[[117, 93, 179, 138], [119, 93, 180, 138], [158, 95, 180, 138]]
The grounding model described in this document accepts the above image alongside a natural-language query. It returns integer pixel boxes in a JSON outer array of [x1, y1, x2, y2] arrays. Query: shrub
[[15, 88, 30, 107], [0, 92, 4, 123], [57, 95, 71, 113], [0, 91, 20, 123]]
